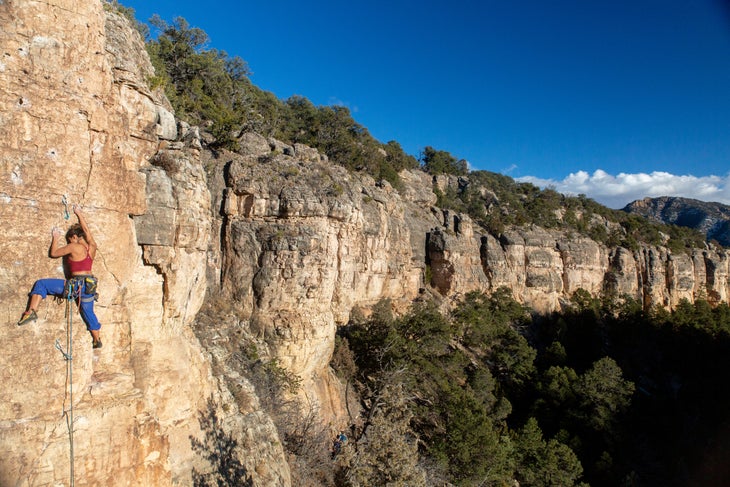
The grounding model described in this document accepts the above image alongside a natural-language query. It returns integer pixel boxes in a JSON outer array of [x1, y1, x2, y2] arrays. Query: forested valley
[[330, 290, 730, 486]]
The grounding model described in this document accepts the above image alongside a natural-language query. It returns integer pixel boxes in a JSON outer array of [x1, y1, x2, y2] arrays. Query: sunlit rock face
[[208, 137, 730, 432], [437, 222, 729, 313], [0, 2, 288, 486], [205, 145, 441, 423]]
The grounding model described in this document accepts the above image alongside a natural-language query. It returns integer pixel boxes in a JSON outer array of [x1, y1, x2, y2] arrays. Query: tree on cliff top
[[143, 15, 417, 187], [420, 146, 468, 176], [141, 12, 712, 251], [146, 16, 250, 149]]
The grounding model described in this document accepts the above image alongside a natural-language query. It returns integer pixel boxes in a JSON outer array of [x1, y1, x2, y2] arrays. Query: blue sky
[[120, 0, 730, 208]]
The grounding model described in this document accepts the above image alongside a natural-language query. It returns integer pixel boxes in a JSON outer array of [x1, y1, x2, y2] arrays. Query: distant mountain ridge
[[623, 196, 730, 246]]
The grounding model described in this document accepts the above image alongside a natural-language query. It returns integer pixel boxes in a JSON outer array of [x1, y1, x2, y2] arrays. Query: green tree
[[432, 389, 513, 484], [533, 365, 581, 434], [383, 140, 419, 172], [421, 146, 468, 175], [452, 290, 536, 389], [276, 95, 319, 144], [570, 288, 601, 314], [146, 16, 250, 148], [513, 418, 584, 487], [576, 357, 635, 433], [314, 105, 380, 170]]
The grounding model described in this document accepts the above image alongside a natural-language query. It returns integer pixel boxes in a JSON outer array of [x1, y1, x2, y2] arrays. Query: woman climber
[[18, 205, 103, 349]]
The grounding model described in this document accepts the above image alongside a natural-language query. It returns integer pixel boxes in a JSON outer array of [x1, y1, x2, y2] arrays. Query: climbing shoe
[[17, 310, 37, 326], [93, 338, 103, 349]]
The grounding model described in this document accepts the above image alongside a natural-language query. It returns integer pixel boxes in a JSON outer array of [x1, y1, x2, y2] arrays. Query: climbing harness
[[55, 278, 82, 487]]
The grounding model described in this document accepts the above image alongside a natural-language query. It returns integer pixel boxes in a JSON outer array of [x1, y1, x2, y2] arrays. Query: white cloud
[[517, 170, 730, 209]]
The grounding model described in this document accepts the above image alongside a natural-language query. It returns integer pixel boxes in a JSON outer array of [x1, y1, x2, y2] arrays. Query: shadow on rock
[[190, 396, 253, 487]]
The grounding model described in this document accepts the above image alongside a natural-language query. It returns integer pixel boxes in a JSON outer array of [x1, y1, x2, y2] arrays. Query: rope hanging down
[[55, 275, 81, 486]]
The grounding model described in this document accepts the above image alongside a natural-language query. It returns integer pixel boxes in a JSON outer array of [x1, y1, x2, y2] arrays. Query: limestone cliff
[[431, 223, 729, 310], [201, 132, 729, 443], [1, 2, 287, 486], [2, 1, 729, 486], [203, 139, 441, 425]]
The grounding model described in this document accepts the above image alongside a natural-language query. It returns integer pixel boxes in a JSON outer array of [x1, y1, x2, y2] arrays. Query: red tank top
[[68, 249, 93, 274]]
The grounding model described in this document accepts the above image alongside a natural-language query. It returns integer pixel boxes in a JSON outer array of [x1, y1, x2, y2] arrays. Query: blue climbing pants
[[30, 277, 101, 331]]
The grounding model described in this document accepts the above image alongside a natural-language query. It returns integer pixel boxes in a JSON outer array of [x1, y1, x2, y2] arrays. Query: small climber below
[[331, 431, 348, 458], [18, 205, 103, 349]]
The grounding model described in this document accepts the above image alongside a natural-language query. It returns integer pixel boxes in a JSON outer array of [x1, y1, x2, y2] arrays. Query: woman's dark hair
[[65, 224, 85, 241]]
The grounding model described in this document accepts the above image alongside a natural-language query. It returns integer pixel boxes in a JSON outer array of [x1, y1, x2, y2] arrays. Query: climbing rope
[[54, 198, 87, 485], [55, 279, 79, 487]]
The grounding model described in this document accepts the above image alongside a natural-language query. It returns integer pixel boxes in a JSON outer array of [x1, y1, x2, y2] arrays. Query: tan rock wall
[[434, 222, 730, 313], [211, 151, 440, 424], [1, 2, 288, 486], [209, 143, 730, 431]]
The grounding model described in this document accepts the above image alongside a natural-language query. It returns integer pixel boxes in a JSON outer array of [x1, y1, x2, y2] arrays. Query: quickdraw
[[61, 194, 70, 220]]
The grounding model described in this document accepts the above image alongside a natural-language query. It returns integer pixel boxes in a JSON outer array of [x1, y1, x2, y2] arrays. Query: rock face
[[204, 141, 440, 422], [205, 137, 730, 432], [1, 2, 287, 486], [2, 2, 730, 487], [429, 218, 729, 312]]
